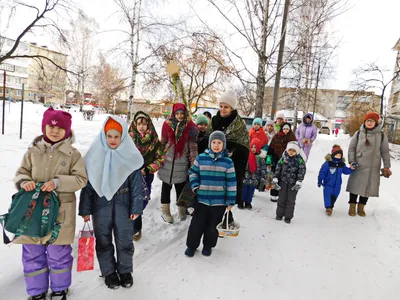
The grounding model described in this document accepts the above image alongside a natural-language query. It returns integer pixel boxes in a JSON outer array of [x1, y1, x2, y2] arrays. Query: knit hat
[[208, 130, 226, 151], [196, 114, 209, 125], [42, 107, 72, 140], [276, 111, 285, 120], [331, 144, 343, 157], [282, 124, 291, 130], [104, 117, 123, 134], [250, 138, 262, 153], [252, 118, 263, 126], [364, 112, 380, 123], [218, 90, 237, 110], [266, 120, 274, 126], [286, 141, 300, 155]]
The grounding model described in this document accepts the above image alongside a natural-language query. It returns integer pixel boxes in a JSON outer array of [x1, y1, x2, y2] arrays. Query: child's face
[[266, 124, 274, 132], [282, 128, 290, 135], [211, 139, 224, 153], [45, 125, 66, 142], [251, 144, 257, 153], [175, 111, 185, 121], [276, 118, 283, 125], [136, 118, 148, 134], [197, 122, 208, 132], [253, 123, 261, 131], [334, 153, 342, 159], [287, 149, 297, 157], [106, 129, 122, 149]]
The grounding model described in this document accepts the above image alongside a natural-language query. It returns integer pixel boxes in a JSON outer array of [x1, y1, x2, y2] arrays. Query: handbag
[[77, 222, 95, 272]]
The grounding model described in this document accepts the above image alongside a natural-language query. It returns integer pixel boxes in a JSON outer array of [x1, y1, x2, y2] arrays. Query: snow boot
[[185, 247, 195, 257], [161, 204, 174, 223], [50, 289, 68, 300], [348, 203, 356, 216], [202, 246, 212, 256], [284, 218, 291, 224], [357, 204, 366, 217], [133, 230, 141, 241], [245, 202, 252, 210], [177, 206, 187, 221], [119, 273, 133, 288], [237, 202, 244, 209], [270, 195, 278, 202], [29, 293, 46, 300], [326, 208, 333, 216], [275, 216, 283, 221], [105, 272, 120, 289]]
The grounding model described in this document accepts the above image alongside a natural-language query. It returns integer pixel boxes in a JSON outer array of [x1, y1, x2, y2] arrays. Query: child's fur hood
[[325, 153, 345, 162]]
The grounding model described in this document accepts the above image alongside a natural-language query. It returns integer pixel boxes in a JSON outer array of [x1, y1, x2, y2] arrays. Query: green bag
[[0, 183, 61, 245]]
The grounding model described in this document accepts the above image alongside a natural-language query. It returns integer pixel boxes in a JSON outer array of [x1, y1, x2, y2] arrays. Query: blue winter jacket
[[318, 155, 352, 191], [189, 149, 237, 207], [79, 169, 144, 216]]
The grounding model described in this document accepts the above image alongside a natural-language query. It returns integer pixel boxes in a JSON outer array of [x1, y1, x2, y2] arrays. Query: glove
[[381, 168, 392, 178], [259, 149, 267, 159], [292, 181, 302, 191], [272, 178, 281, 191], [317, 183, 321, 188]]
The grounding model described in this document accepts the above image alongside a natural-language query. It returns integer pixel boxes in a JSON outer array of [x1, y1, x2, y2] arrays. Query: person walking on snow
[[128, 111, 165, 241], [158, 103, 198, 223], [318, 145, 354, 216], [185, 131, 236, 257], [346, 112, 391, 217], [249, 118, 269, 159], [79, 116, 144, 289], [334, 127, 339, 137], [296, 113, 318, 159], [273, 141, 306, 224], [14, 107, 88, 300]]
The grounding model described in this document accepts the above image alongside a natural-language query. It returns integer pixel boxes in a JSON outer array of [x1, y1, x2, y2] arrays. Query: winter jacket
[[296, 113, 318, 149], [274, 122, 282, 133], [243, 156, 267, 187], [197, 130, 209, 154], [346, 124, 391, 197], [79, 169, 144, 216], [249, 127, 269, 150], [189, 149, 236, 207], [275, 151, 306, 184], [13, 133, 88, 245], [266, 130, 276, 146], [318, 155, 352, 193], [268, 123, 297, 167]]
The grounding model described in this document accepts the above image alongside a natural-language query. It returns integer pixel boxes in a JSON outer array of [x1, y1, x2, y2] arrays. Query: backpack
[[355, 130, 384, 144], [0, 183, 61, 245]]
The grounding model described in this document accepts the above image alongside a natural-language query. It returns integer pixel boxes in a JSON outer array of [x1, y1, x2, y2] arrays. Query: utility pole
[[2, 71, 6, 135], [271, 0, 290, 120]]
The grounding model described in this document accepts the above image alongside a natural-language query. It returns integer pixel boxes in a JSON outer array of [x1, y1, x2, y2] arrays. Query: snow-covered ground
[[0, 102, 399, 300]]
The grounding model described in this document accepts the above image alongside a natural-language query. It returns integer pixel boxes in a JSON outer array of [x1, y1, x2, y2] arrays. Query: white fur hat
[[276, 111, 285, 120], [218, 90, 238, 110], [286, 141, 301, 155]]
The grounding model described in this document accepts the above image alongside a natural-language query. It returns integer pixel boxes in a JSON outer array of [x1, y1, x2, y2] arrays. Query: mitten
[[292, 181, 302, 191], [272, 178, 281, 191], [260, 149, 267, 159], [381, 168, 392, 178], [317, 183, 321, 188]]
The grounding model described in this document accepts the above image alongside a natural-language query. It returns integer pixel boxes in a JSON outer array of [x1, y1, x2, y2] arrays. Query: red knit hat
[[42, 107, 72, 140], [104, 118, 123, 134], [364, 112, 380, 123], [331, 144, 343, 157]]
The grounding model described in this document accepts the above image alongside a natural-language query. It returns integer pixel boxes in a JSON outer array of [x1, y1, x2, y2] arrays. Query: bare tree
[[235, 83, 257, 116], [0, 0, 75, 72], [350, 61, 400, 118]]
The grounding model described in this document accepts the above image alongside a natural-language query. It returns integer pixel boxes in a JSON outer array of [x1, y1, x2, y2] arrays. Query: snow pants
[[323, 187, 340, 208], [93, 199, 135, 277], [242, 185, 256, 203], [134, 174, 154, 232], [302, 145, 312, 159], [276, 182, 298, 220], [160, 181, 185, 204], [186, 203, 226, 250], [22, 244, 73, 296]]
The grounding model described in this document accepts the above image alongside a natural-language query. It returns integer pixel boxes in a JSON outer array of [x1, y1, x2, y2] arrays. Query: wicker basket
[[216, 212, 240, 238]]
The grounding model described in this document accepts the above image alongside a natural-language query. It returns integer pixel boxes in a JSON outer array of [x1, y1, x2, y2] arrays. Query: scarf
[[249, 127, 268, 147], [248, 138, 261, 173], [129, 111, 161, 167], [84, 116, 143, 200]]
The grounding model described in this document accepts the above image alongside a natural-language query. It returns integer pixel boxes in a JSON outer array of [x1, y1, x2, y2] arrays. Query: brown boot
[[325, 208, 332, 216], [357, 204, 366, 217], [348, 203, 356, 216]]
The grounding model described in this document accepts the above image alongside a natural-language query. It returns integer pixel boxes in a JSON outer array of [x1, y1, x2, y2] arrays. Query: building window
[[16, 90, 22, 96]]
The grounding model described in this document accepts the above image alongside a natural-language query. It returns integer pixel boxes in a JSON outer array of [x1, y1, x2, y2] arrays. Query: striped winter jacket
[[189, 149, 237, 206]]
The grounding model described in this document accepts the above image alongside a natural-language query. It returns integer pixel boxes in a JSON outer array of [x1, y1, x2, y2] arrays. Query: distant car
[[319, 126, 331, 135], [242, 117, 268, 131], [67, 105, 80, 113]]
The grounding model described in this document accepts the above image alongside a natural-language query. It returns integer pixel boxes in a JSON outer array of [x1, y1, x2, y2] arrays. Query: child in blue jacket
[[318, 145, 354, 216], [185, 131, 236, 257]]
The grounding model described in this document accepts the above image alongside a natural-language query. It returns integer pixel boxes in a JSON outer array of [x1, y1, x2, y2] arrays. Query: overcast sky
[[2, 0, 400, 93]]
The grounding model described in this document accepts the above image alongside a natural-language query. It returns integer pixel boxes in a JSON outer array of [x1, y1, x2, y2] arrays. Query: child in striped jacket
[[185, 131, 236, 257]]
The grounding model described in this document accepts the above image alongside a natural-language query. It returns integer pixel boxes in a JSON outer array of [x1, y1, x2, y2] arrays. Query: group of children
[[11, 105, 362, 299]]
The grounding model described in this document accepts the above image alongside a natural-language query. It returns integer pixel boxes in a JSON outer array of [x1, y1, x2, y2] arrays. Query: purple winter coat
[[296, 113, 318, 158]]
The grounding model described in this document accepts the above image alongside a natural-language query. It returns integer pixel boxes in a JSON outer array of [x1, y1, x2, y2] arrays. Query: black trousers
[[161, 181, 185, 204], [186, 204, 226, 250], [276, 182, 298, 220], [349, 193, 369, 205]]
